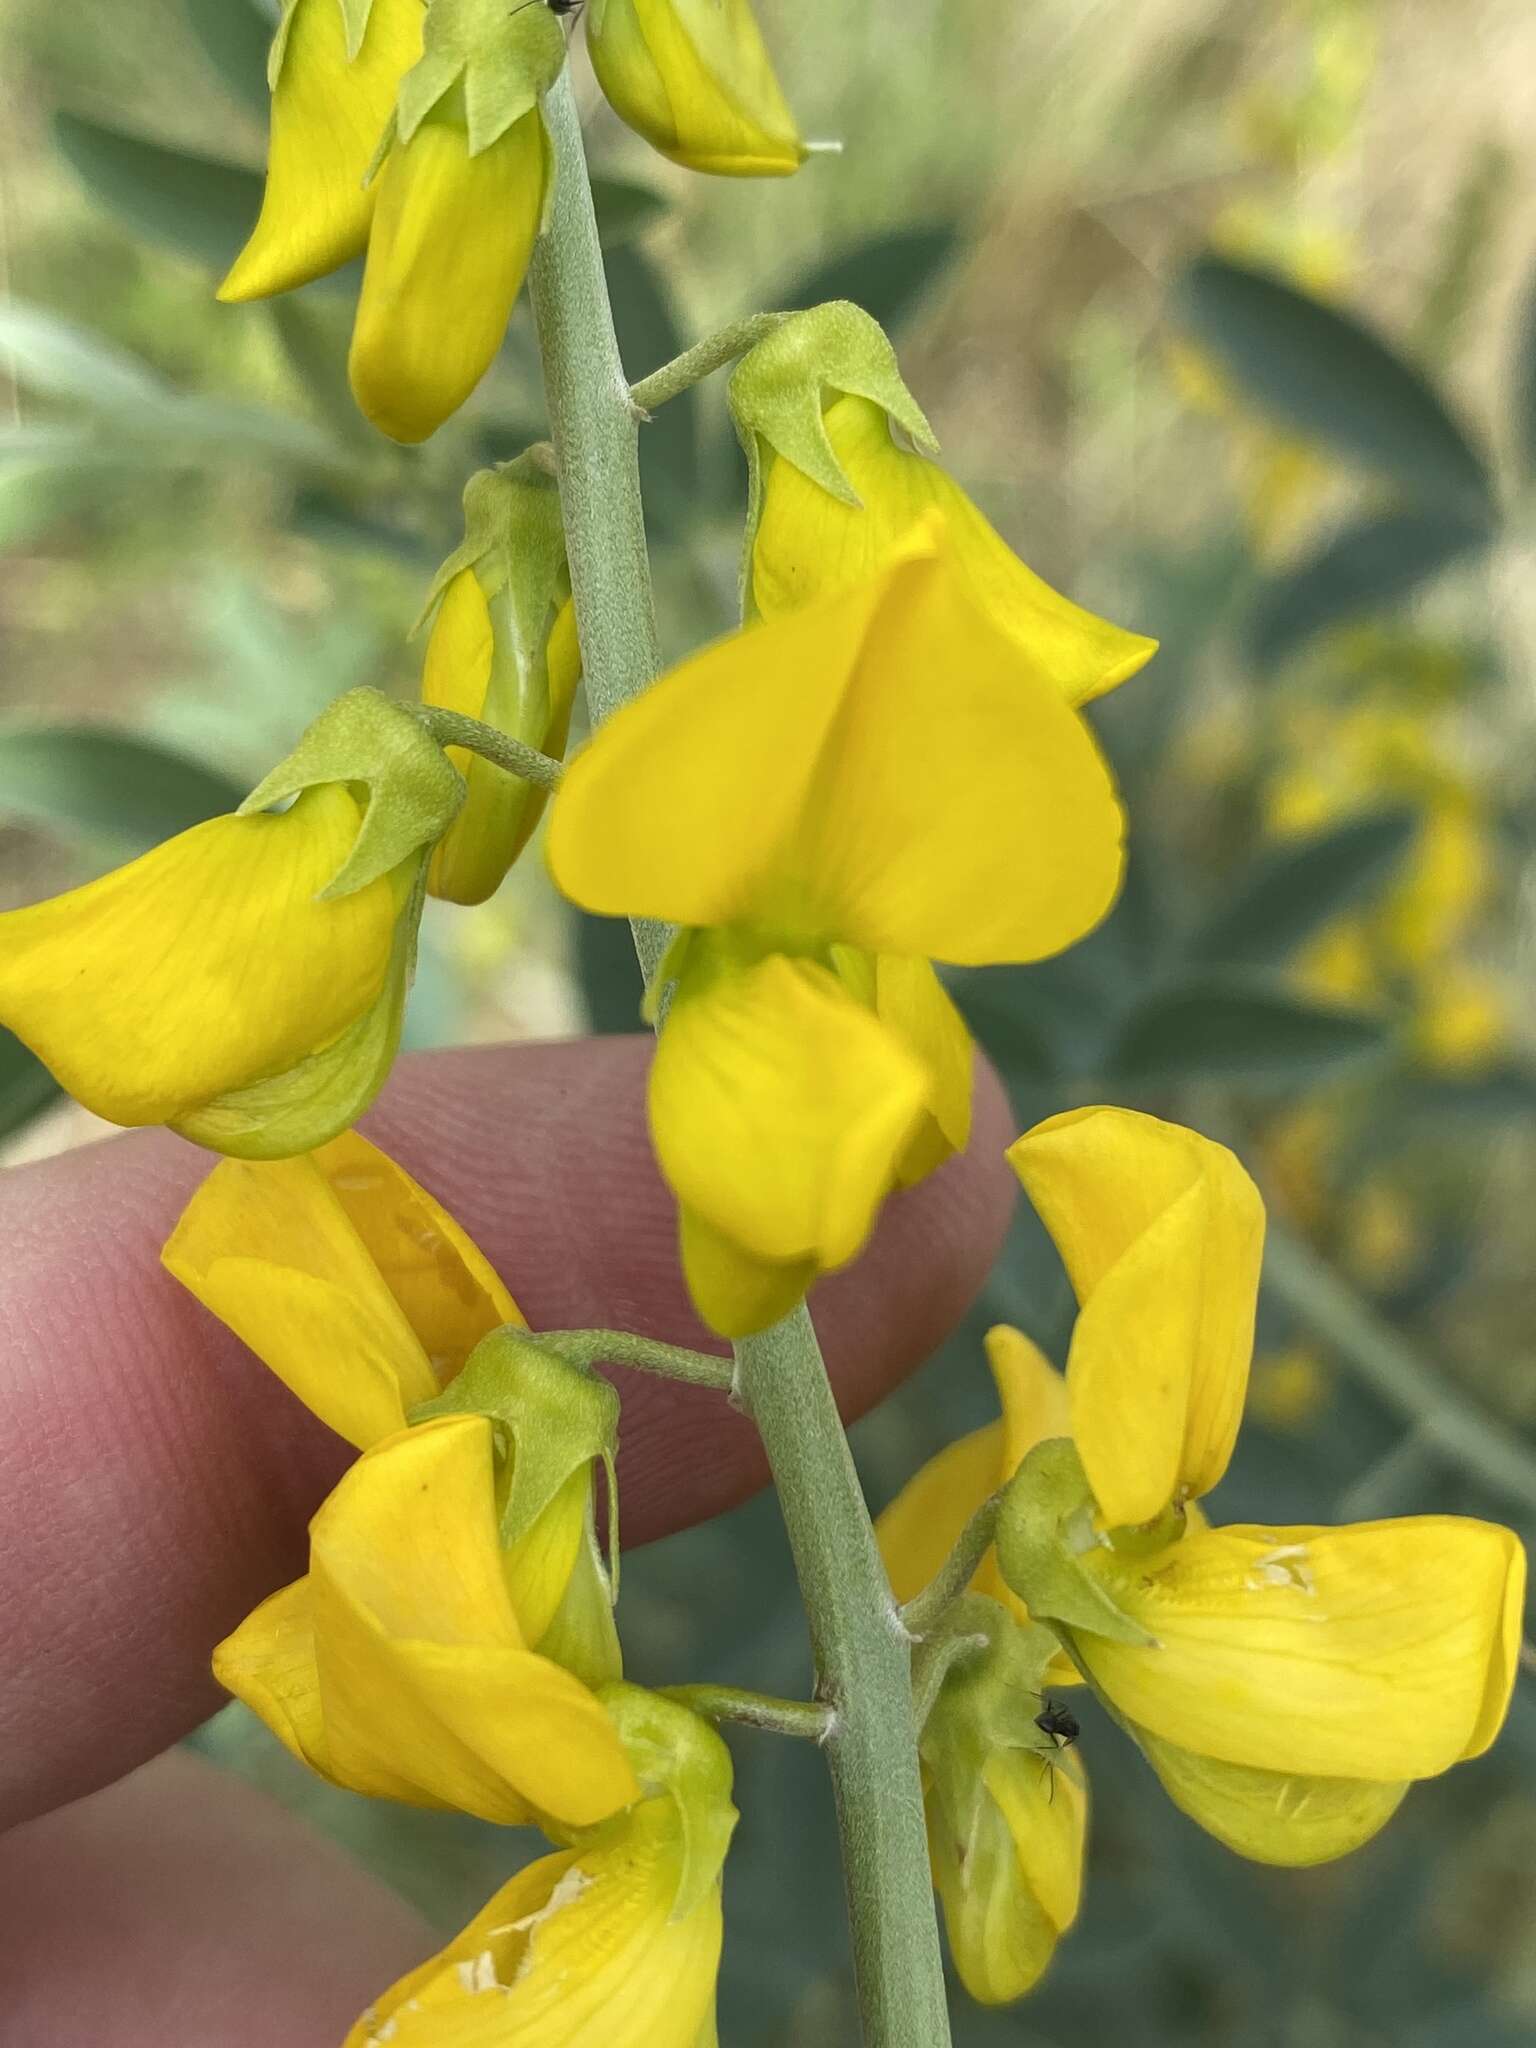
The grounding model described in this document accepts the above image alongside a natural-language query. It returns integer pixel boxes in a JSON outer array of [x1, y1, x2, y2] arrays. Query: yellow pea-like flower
[[344, 1685, 735, 2047], [1008, 1106, 1266, 1530], [349, 101, 552, 443], [214, 1415, 638, 1828], [548, 523, 1126, 1335], [994, 1106, 1528, 1865], [167, 1138, 622, 1683], [586, 0, 806, 177], [753, 394, 1157, 707], [163, 1130, 520, 1449], [424, 578, 581, 905], [219, 0, 426, 303], [0, 785, 413, 1156]]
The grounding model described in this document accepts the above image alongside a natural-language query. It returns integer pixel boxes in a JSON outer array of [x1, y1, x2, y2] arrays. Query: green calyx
[[395, 0, 566, 153], [995, 1438, 1159, 1649], [416, 452, 570, 662], [917, 1595, 1059, 1754], [239, 686, 465, 901], [411, 1325, 621, 1559], [595, 1682, 740, 1921], [728, 298, 937, 512]]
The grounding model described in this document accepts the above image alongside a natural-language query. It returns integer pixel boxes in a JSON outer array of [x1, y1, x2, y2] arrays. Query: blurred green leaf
[[1247, 508, 1490, 668], [1176, 253, 1496, 510], [0, 302, 170, 410], [782, 224, 959, 334], [1109, 974, 1390, 1087], [607, 241, 698, 527], [0, 726, 246, 853], [0, 1029, 62, 1141], [590, 174, 669, 249], [1512, 234, 1536, 485], [183, 0, 276, 122], [54, 111, 265, 276], [1187, 807, 1419, 969], [573, 909, 645, 1034]]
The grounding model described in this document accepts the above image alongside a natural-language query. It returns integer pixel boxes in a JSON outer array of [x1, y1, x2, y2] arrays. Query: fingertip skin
[[0, 1036, 1015, 1830]]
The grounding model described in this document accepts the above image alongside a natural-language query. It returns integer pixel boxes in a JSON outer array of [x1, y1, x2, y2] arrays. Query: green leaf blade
[[1176, 253, 1496, 512]]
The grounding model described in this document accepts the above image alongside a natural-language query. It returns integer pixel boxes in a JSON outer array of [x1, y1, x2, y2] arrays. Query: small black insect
[[1029, 1695, 1080, 1806], [509, 0, 585, 16], [1033, 1697, 1080, 1750]]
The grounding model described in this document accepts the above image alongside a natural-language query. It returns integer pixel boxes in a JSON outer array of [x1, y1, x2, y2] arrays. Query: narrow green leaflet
[[1247, 508, 1491, 668], [1108, 973, 1390, 1088], [0, 727, 246, 855], [1186, 808, 1419, 971], [55, 112, 267, 276], [1176, 254, 1496, 512]]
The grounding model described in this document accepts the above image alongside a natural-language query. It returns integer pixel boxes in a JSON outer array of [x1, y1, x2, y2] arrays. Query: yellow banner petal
[[0, 784, 395, 1129], [753, 395, 1156, 705], [219, 0, 425, 302], [651, 951, 929, 1336], [548, 528, 1125, 968], [1078, 1517, 1526, 1781], [1009, 1107, 1264, 1525], [350, 107, 549, 443]]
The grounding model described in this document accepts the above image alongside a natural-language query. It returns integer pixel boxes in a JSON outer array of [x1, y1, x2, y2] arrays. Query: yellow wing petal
[[650, 952, 929, 1336], [1009, 1107, 1264, 1524], [754, 395, 1156, 704], [0, 784, 394, 1129], [1078, 1517, 1526, 1781], [1132, 1723, 1408, 1866]]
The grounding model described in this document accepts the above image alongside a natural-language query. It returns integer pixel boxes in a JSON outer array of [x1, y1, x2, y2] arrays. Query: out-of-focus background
[[3, 0, 1536, 2039]]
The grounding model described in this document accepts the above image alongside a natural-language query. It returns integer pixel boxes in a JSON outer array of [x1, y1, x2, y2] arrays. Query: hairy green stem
[[1264, 1224, 1536, 1512], [528, 70, 669, 982], [415, 707, 564, 789], [523, 1327, 734, 1393], [732, 1310, 954, 2047], [629, 312, 788, 413], [528, 67, 953, 2048], [662, 1683, 835, 1742], [901, 1494, 1001, 1641]]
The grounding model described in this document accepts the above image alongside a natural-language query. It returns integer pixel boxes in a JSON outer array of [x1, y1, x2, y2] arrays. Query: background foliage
[[2, 0, 1535, 2039]]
